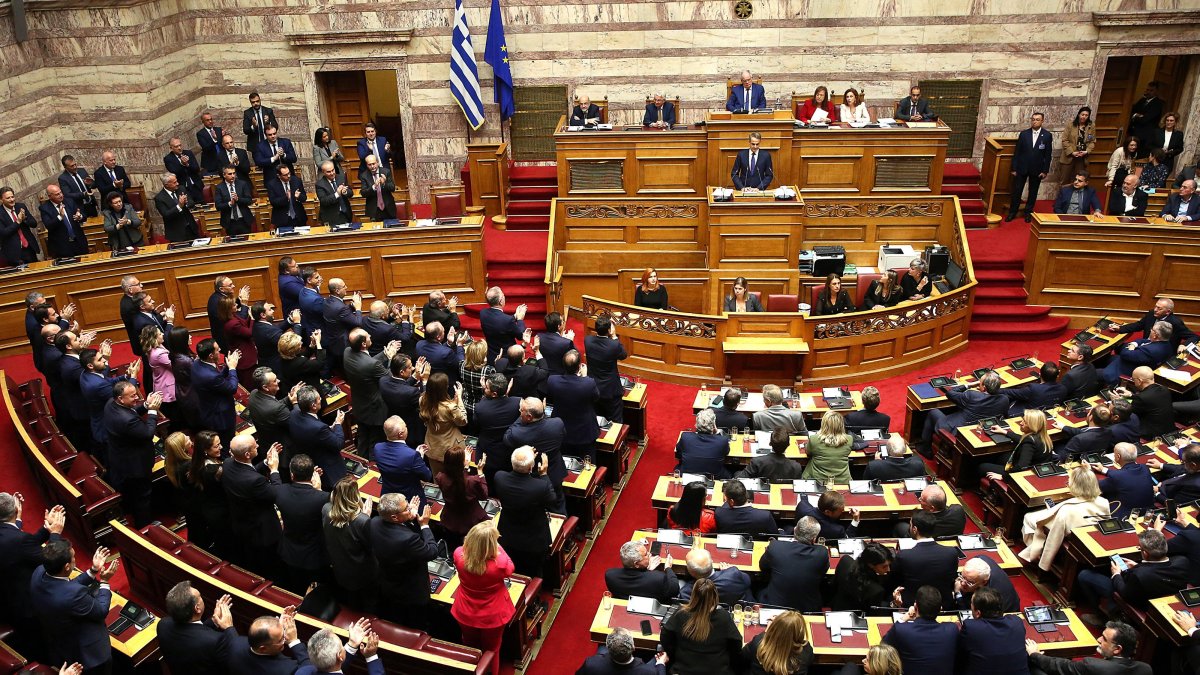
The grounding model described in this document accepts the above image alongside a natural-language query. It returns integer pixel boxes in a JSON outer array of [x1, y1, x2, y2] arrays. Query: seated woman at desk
[[979, 408, 1053, 482], [102, 191, 144, 249], [814, 273, 855, 315], [1017, 466, 1109, 572], [900, 259, 931, 300], [634, 267, 670, 310], [723, 276, 763, 313], [1139, 148, 1170, 190], [798, 86, 835, 124], [802, 411, 854, 483], [665, 481, 717, 535], [675, 408, 731, 478], [839, 88, 870, 124], [860, 270, 904, 310]]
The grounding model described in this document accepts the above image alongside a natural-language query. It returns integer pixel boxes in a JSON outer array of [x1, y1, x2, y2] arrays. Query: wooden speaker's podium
[[706, 111, 797, 191]]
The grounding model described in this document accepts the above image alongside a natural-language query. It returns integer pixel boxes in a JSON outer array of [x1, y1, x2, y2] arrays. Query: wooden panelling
[[1158, 255, 1200, 302], [0, 220, 486, 356], [798, 156, 862, 191]]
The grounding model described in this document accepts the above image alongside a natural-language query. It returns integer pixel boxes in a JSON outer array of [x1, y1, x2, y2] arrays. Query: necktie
[[59, 203, 74, 239], [108, 169, 116, 182], [332, 180, 346, 213], [271, 143, 278, 158], [10, 209, 27, 247], [749, 152, 755, 175], [210, 128, 217, 141], [73, 172, 85, 192], [229, 182, 241, 219], [371, 141, 377, 158], [286, 180, 296, 220], [376, 173, 385, 210], [257, 110, 264, 136], [658, 107, 663, 123]]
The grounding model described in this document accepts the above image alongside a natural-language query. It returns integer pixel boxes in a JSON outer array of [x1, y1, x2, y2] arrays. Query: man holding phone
[[1076, 528, 1189, 617]]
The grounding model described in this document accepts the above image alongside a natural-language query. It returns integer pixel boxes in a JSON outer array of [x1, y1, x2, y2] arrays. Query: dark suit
[[217, 147, 253, 186], [546, 373, 601, 461], [895, 96, 933, 120], [315, 176, 352, 225], [355, 137, 393, 174], [1008, 127, 1054, 219], [264, 175, 308, 230], [0, 202, 41, 266], [221, 458, 283, 574], [373, 440, 431, 502], [642, 101, 676, 126], [476, 395, 521, 481], [570, 103, 602, 125], [1007, 381, 1067, 413], [893, 539, 958, 609], [93, 164, 130, 201], [957, 615, 1030, 675], [1149, 128, 1185, 170], [759, 539, 828, 611], [322, 295, 360, 371], [576, 654, 664, 675], [380, 375, 426, 447], [196, 125, 224, 172], [1102, 339, 1174, 385], [674, 432, 730, 478], [1111, 556, 1190, 608], [494, 470, 557, 576], [103, 399, 158, 524], [1107, 188, 1150, 217], [863, 455, 927, 480], [1098, 462, 1155, 519], [192, 359, 238, 438], [1057, 426, 1116, 461], [1159, 470, 1200, 506], [156, 617, 237, 675], [58, 168, 98, 217], [359, 167, 397, 221], [361, 316, 412, 355], [731, 149, 774, 190], [714, 504, 778, 536], [288, 410, 346, 490], [794, 499, 857, 540], [241, 105, 278, 149], [604, 566, 680, 604], [252, 319, 290, 373], [1053, 185, 1102, 215], [1116, 311, 1198, 349], [164, 150, 205, 203], [227, 634, 310, 675], [214, 178, 256, 235], [882, 618, 959, 675], [344, 347, 391, 454], [29, 567, 111, 669], [247, 389, 292, 457], [735, 452, 804, 481], [1132, 382, 1174, 437], [480, 306, 526, 364], [1029, 652, 1151, 675], [925, 385, 1012, 445], [415, 339, 465, 384], [726, 84, 767, 112], [297, 286, 324, 341], [504, 416, 567, 511], [154, 186, 201, 242], [422, 301, 461, 332], [368, 517, 439, 610], [39, 197, 89, 258], [956, 556, 1019, 613], [279, 272, 304, 317], [255, 138, 298, 173], [1161, 193, 1200, 221], [275, 482, 330, 586], [538, 331, 575, 375], [499, 360, 550, 400], [0, 520, 61, 639], [81, 369, 132, 445], [1060, 362, 1101, 399], [1167, 523, 1200, 580]]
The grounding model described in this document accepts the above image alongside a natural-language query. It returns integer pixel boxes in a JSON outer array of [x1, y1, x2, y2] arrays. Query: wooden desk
[[1148, 595, 1195, 645], [105, 582, 160, 665], [596, 422, 631, 486], [622, 381, 649, 445], [0, 219, 487, 357], [903, 357, 1044, 445], [713, 432, 893, 467], [564, 464, 609, 536], [692, 388, 866, 419]]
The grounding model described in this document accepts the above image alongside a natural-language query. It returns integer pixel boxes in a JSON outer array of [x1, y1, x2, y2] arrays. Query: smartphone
[[1044, 497, 1055, 509], [1167, 499, 1178, 521], [1110, 554, 1128, 572], [639, 619, 653, 636]]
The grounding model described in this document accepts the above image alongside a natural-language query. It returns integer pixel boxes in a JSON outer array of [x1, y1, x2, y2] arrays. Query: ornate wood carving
[[813, 293, 970, 339], [565, 204, 700, 219], [582, 299, 717, 338], [803, 202, 945, 218]]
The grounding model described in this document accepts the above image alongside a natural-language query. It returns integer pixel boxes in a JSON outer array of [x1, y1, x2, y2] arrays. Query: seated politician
[[895, 85, 933, 121], [1053, 171, 1103, 216], [797, 86, 835, 124], [634, 267, 670, 310], [839, 88, 870, 124], [723, 277, 763, 312], [814, 273, 855, 316], [570, 95, 602, 126], [1162, 179, 1200, 223], [674, 408, 731, 478], [731, 132, 773, 191], [643, 93, 676, 129], [726, 70, 766, 113], [1108, 174, 1149, 217]]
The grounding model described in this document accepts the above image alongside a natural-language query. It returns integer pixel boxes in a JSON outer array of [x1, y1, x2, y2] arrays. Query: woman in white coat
[[1018, 466, 1109, 571]]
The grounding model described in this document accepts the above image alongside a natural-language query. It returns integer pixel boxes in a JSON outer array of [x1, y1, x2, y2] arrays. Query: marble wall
[[0, 0, 1197, 210]]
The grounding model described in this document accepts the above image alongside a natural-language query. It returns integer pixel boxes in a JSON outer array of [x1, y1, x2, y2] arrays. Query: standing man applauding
[[1006, 112, 1053, 223]]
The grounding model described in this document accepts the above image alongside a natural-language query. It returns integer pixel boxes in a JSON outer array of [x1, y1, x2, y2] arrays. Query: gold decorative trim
[[582, 299, 717, 338], [813, 293, 969, 339], [804, 201, 945, 218], [565, 204, 700, 219]]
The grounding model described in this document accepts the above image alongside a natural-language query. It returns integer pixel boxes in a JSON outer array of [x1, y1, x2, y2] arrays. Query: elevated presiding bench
[[0, 218, 487, 357]]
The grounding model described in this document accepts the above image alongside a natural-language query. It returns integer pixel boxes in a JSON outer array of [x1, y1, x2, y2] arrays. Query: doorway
[[318, 70, 406, 189]]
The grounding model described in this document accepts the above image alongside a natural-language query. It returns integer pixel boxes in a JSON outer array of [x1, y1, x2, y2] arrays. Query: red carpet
[[944, 163, 988, 230]]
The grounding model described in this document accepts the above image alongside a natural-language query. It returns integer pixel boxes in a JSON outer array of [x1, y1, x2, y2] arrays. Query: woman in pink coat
[[452, 520, 515, 675]]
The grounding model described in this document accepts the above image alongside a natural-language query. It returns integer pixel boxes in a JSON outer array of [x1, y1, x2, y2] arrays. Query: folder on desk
[[628, 596, 670, 617], [792, 479, 824, 494], [737, 477, 767, 492], [826, 611, 869, 631], [657, 529, 694, 546], [910, 382, 940, 399], [849, 480, 882, 495], [957, 534, 998, 550], [716, 534, 753, 551], [903, 477, 931, 493], [563, 456, 585, 472]]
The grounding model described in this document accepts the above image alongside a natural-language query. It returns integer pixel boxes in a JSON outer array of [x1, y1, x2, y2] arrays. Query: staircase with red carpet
[[943, 162, 989, 229], [459, 221, 550, 334], [505, 165, 557, 231], [966, 212, 1070, 339]]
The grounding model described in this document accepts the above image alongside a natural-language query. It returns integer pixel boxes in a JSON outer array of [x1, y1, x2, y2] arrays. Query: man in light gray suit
[[751, 384, 807, 434]]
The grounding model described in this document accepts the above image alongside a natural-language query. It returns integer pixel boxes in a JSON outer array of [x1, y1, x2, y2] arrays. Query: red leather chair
[[74, 475, 121, 514], [421, 639, 483, 665], [126, 190, 146, 213], [361, 619, 428, 650], [201, 184, 215, 206], [27, 417, 59, 443], [21, 396, 50, 420], [810, 284, 857, 310], [856, 271, 881, 307], [395, 200, 411, 221], [766, 294, 798, 312], [211, 563, 270, 594], [174, 544, 223, 572], [255, 584, 304, 608], [142, 524, 186, 552], [65, 453, 102, 482], [15, 379, 44, 403], [0, 640, 27, 673], [40, 434, 78, 466]]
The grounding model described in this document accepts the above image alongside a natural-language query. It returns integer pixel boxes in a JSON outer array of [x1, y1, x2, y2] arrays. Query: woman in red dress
[[452, 520, 515, 675]]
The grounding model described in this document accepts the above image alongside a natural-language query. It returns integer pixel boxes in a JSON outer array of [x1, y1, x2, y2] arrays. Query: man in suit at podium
[[731, 133, 773, 191], [726, 70, 766, 113], [1108, 174, 1149, 217], [643, 93, 676, 128], [570, 95, 602, 126], [895, 85, 933, 121], [1005, 112, 1054, 223]]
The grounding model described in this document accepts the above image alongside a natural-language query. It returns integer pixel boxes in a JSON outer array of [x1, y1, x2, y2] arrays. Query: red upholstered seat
[[65, 453, 102, 481], [28, 417, 59, 442], [126, 190, 146, 213], [856, 271, 881, 306], [364, 619, 429, 650], [394, 201, 410, 221], [255, 585, 304, 608], [201, 184, 214, 205], [212, 563, 270, 593], [141, 524, 186, 552], [74, 475, 121, 512], [766, 294, 798, 312], [41, 434, 78, 466], [15, 379, 44, 402], [20, 396, 50, 420], [432, 193, 463, 218], [174, 544, 223, 572], [421, 639, 481, 664], [810, 284, 857, 309], [0, 640, 27, 672]]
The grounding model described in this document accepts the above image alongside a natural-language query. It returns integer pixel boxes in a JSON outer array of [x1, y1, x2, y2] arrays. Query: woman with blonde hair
[[322, 475, 377, 609], [142, 325, 178, 425], [742, 610, 814, 675], [862, 644, 903, 675], [458, 339, 495, 428], [162, 432, 195, 526], [451, 521, 514, 675], [981, 408, 1053, 481], [1018, 465, 1109, 571], [661, 577, 741, 674], [277, 328, 325, 397], [803, 410, 854, 483], [861, 270, 904, 310], [419, 371, 467, 475]]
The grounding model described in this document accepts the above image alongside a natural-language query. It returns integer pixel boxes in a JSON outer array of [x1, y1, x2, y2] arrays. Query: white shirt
[[840, 103, 869, 123]]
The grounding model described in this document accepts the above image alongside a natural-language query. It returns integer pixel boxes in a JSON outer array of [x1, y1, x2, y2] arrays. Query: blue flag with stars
[[484, 0, 515, 120]]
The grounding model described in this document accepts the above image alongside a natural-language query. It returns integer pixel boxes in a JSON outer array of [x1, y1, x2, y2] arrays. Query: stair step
[[942, 184, 982, 198], [975, 286, 1028, 303], [969, 316, 1071, 339], [507, 200, 552, 215], [509, 165, 558, 181], [971, 258, 1025, 271], [487, 263, 546, 279], [972, 304, 1051, 319], [490, 282, 546, 298], [974, 269, 1025, 284], [959, 198, 986, 213], [505, 215, 551, 231], [963, 214, 989, 229], [508, 186, 558, 200], [943, 163, 982, 180]]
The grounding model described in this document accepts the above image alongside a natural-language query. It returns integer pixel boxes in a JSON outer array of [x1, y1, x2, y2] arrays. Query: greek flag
[[449, 0, 486, 130]]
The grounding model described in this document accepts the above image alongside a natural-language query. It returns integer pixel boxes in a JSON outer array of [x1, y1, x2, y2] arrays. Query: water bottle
[[776, 96, 782, 111]]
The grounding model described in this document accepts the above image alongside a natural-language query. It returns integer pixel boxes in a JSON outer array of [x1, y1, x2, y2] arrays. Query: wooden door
[[1092, 57, 1141, 190], [320, 71, 370, 187], [1152, 55, 1187, 117]]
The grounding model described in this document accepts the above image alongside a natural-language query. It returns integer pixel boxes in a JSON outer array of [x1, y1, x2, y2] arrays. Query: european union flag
[[484, 0, 514, 120]]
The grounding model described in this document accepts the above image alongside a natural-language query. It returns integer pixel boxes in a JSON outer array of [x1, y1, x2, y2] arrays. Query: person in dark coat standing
[[288, 385, 347, 490], [759, 517, 829, 612], [321, 278, 362, 374], [373, 416, 431, 503], [1006, 111, 1053, 222], [274, 454, 331, 593], [103, 382, 163, 527], [585, 316, 629, 423], [221, 436, 284, 577], [536, 312, 575, 375], [367, 492, 441, 631], [545, 349, 601, 461], [479, 286, 527, 364], [156, 581, 238, 675], [0, 493, 66, 662], [30, 540, 119, 674], [343, 328, 402, 457], [474, 373, 522, 486], [882, 585, 959, 675], [494, 446, 557, 578], [604, 540, 680, 604], [226, 607, 311, 675], [192, 338, 240, 451], [247, 368, 295, 473], [381, 354, 428, 447], [504, 396, 568, 513]]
